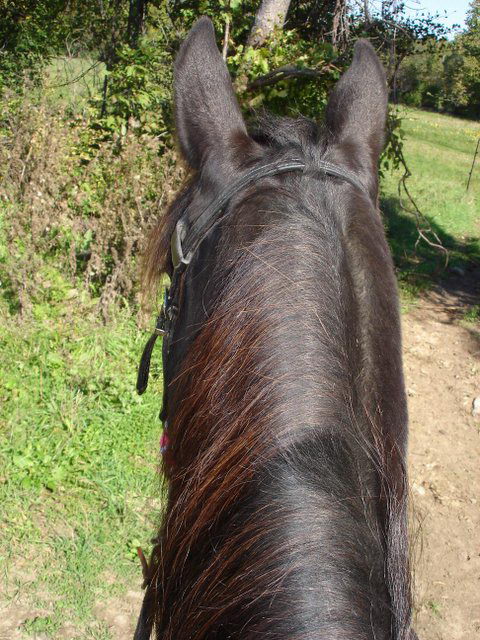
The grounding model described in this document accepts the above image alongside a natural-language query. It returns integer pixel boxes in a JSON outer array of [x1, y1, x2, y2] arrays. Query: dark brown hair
[[140, 18, 416, 640]]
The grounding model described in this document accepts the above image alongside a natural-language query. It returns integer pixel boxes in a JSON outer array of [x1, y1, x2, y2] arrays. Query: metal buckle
[[171, 219, 192, 271], [154, 288, 169, 336]]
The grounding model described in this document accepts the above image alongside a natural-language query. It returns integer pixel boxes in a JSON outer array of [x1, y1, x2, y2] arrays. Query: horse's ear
[[325, 40, 387, 178], [174, 17, 248, 169]]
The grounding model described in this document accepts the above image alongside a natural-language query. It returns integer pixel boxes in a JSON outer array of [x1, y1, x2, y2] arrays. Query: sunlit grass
[[381, 106, 480, 289], [383, 106, 479, 236], [0, 297, 164, 636], [43, 56, 106, 110]]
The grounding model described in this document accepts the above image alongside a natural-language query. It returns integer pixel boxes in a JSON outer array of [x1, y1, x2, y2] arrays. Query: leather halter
[[133, 157, 369, 640]]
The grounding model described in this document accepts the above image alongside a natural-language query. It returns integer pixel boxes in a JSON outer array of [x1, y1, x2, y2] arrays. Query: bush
[[93, 37, 173, 141], [0, 10, 406, 323], [0, 88, 183, 320]]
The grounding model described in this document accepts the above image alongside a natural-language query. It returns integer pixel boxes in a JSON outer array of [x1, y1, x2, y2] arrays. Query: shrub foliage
[[1, 1, 474, 318]]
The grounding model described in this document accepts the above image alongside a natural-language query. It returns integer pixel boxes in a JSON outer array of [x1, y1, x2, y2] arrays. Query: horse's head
[[137, 18, 414, 640], [174, 17, 387, 196], [144, 16, 389, 396]]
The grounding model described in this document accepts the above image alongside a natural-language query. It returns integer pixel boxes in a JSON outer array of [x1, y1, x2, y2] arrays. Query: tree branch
[[44, 61, 101, 89], [222, 15, 230, 60], [391, 125, 449, 266], [247, 63, 338, 91]]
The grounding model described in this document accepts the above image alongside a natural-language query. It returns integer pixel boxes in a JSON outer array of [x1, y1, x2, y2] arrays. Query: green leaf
[[13, 454, 33, 470]]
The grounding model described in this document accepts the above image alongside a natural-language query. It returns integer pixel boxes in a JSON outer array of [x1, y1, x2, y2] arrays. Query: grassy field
[[1, 106, 479, 638], [0, 299, 164, 637], [381, 106, 480, 291]]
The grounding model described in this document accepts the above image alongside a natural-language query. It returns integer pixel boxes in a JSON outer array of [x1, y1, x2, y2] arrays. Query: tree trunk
[[364, 0, 370, 24], [247, 0, 292, 47], [332, 0, 349, 50], [127, 0, 148, 48]]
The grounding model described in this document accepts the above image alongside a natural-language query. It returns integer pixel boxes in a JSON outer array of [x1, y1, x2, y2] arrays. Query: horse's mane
[[142, 115, 413, 640]]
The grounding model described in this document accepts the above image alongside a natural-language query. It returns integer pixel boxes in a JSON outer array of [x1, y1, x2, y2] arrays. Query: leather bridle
[[136, 158, 368, 397], [133, 156, 369, 640]]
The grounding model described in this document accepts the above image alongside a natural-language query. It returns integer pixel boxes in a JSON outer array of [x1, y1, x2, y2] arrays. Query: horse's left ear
[[325, 40, 387, 184], [174, 17, 248, 169]]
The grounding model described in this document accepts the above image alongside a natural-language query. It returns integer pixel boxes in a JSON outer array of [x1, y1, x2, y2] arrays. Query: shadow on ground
[[381, 195, 480, 307]]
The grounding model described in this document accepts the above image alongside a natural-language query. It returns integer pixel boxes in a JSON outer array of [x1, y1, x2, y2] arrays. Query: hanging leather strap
[[136, 311, 167, 395]]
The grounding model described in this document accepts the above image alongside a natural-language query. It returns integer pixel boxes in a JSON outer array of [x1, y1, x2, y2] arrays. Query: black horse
[[136, 17, 416, 640]]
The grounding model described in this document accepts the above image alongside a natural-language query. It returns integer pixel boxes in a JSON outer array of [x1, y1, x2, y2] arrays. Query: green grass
[[381, 106, 480, 291], [426, 599, 442, 617], [463, 304, 480, 323], [0, 296, 164, 637]]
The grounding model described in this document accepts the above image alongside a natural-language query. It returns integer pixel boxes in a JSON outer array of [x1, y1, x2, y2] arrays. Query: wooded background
[[0, 0, 479, 318]]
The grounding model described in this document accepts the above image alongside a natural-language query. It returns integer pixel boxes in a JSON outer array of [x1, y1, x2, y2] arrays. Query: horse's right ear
[[174, 17, 248, 169]]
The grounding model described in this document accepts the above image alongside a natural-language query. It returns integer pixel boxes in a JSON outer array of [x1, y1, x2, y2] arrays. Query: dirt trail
[[405, 270, 480, 639], [1, 273, 479, 640]]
